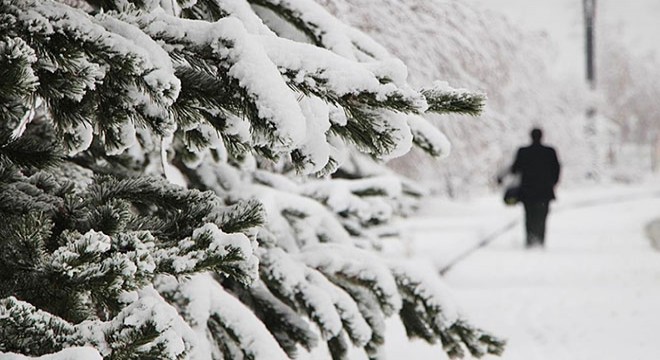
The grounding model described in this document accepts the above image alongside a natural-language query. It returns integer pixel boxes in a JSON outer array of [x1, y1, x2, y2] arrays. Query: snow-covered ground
[[380, 179, 660, 359]]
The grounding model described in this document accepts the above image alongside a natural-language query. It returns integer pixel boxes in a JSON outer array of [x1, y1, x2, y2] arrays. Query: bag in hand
[[503, 186, 521, 206]]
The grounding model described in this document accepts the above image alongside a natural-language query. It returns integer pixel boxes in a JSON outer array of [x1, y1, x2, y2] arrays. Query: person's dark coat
[[511, 143, 560, 202]]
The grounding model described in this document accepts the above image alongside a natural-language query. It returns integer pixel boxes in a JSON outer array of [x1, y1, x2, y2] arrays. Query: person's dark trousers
[[523, 201, 550, 247]]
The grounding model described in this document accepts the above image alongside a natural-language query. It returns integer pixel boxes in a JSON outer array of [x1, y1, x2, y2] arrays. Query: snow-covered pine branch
[[0, 0, 503, 359], [421, 81, 487, 116], [0, 168, 261, 359], [390, 261, 505, 358]]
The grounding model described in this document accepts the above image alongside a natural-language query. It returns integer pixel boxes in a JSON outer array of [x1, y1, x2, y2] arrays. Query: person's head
[[531, 128, 543, 144]]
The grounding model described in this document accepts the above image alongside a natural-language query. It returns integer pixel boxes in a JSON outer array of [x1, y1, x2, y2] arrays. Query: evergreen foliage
[[0, 0, 503, 359]]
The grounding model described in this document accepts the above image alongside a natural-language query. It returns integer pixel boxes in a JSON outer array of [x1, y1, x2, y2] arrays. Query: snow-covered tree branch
[[0, 0, 502, 359]]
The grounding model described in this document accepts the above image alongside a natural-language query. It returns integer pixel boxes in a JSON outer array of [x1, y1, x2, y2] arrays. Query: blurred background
[[319, 0, 660, 197]]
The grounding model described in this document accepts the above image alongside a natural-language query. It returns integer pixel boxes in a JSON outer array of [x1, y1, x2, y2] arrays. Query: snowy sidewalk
[[407, 184, 660, 360]]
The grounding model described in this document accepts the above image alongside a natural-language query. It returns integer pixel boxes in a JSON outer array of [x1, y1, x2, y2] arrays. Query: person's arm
[[511, 148, 523, 174], [497, 149, 521, 184], [498, 149, 522, 185], [550, 148, 560, 185]]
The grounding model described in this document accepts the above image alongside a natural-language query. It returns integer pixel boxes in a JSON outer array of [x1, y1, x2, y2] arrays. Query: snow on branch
[[0, 292, 197, 360], [258, 247, 347, 339], [79, 288, 197, 360], [258, 35, 425, 112], [155, 223, 259, 284], [3, 347, 103, 360], [0, 0, 180, 155], [301, 176, 401, 225], [300, 243, 402, 316], [156, 273, 290, 360], [236, 280, 319, 356], [0, 1, 502, 359], [50, 229, 157, 299], [421, 81, 486, 116], [181, 0, 276, 36], [133, 9, 307, 153], [0, 297, 85, 356], [390, 260, 505, 358], [257, 34, 424, 161], [406, 114, 453, 158], [249, 0, 391, 61], [250, 179, 353, 249], [0, 37, 39, 130]]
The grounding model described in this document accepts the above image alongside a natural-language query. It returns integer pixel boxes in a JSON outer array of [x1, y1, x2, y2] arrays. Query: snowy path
[[313, 183, 660, 360], [413, 184, 660, 360]]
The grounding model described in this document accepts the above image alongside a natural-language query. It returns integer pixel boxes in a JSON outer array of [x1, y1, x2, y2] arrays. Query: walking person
[[501, 128, 561, 248]]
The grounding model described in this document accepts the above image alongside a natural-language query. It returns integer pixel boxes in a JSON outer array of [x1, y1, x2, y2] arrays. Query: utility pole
[[584, 0, 596, 90], [583, 0, 599, 178]]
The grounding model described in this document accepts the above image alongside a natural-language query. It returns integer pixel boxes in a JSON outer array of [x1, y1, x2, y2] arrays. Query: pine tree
[[0, 0, 503, 359]]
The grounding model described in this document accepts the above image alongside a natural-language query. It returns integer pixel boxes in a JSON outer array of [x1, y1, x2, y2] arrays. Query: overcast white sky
[[464, 0, 660, 77]]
